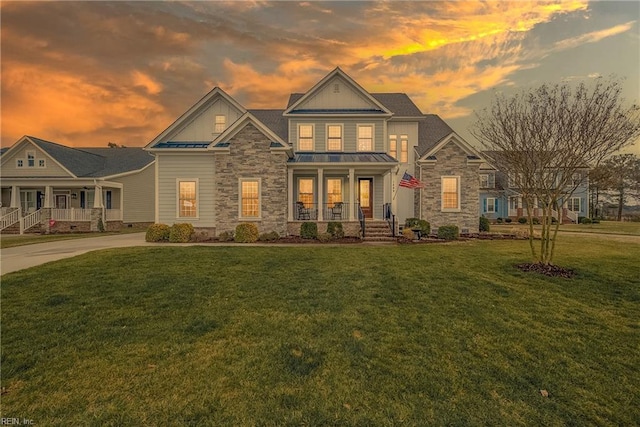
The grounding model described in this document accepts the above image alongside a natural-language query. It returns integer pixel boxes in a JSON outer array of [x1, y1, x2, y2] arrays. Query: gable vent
[[333, 83, 340, 93]]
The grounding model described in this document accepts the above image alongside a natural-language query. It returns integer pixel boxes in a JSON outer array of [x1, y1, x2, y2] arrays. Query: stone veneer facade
[[419, 141, 480, 233], [213, 123, 289, 236]]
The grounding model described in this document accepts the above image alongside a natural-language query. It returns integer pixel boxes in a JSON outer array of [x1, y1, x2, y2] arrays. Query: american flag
[[399, 172, 425, 189]]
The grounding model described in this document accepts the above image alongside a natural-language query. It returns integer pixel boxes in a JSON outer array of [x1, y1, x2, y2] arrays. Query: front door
[[55, 195, 67, 209], [358, 178, 373, 219]]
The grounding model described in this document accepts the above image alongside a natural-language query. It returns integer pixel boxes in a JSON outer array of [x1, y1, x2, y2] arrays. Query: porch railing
[[383, 203, 396, 237], [0, 208, 21, 231], [293, 201, 356, 221], [23, 209, 42, 232], [566, 209, 578, 223], [51, 208, 93, 221]]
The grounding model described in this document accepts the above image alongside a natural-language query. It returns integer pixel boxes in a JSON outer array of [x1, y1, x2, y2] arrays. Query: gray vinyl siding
[[156, 153, 216, 227], [301, 76, 375, 110], [111, 164, 155, 222], [1, 145, 71, 177], [172, 99, 243, 141], [289, 119, 385, 152]]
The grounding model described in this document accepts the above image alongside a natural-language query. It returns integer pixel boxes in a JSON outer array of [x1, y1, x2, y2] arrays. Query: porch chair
[[296, 201, 311, 220], [330, 202, 343, 220]]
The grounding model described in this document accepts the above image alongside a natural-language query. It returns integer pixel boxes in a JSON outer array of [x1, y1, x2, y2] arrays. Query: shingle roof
[[289, 152, 397, 164], [416, 115, 455, 157], [247, 109, 288, 141], [286, 93, 423, 117], [27, 136, 154, 177]]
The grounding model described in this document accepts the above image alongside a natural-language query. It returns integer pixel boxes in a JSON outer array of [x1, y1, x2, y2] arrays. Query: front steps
[[363, 220, 395, 241]]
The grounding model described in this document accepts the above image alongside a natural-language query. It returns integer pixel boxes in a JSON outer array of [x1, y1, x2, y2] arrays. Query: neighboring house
[[0, 136, 155, 233], [478, 152, 589, 223], [146, 67, 486, 237]]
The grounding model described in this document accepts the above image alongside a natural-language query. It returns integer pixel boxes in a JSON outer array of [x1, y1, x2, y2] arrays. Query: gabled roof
[[209, 112, 291, 154], [418, 130, 484, 163], [1, 136, 154, 178], [286, 92, 423, 117], [283, 67, 392, 116], [416, 114, 455, 157], [146, 87, 246, 149], [247, 109, 288, 141]]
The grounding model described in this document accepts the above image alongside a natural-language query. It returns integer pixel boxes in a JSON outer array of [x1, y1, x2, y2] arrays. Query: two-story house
[[146, 67, 485, 237]]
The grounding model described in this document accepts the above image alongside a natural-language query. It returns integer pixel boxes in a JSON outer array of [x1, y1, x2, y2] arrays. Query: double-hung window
[[441, 176, 460, 211], [389, 135, 397, 159], [178, 180, 198, 218], [485, 197, 496, 213], [357, 125, 373, 151], [298, 125, 314, 151], [327, 125, 342, 151], [327, 178, 342, 206], [214, 115, 226, 133], [298, 178, 314, 208], [240, 179, 261, 218], [400, 135, 408, 163], [27, 151, 35, 167], [569, 197, 581, 213]]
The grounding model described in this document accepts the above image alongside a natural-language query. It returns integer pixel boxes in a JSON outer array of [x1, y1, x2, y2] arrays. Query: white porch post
[[44, 186, 53, 208], [287, 168, 294, 221], [317, 168, 324, 221], [10, 186, 20, 208], [93, 185, 104, 208], [120, 188, 124, 220], [349, 168, 355, 221]]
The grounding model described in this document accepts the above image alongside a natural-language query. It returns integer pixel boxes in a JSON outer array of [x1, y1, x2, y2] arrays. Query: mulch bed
[[516, 263, 576, 278]]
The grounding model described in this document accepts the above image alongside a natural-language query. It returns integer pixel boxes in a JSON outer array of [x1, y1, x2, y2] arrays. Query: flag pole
[[392, 168, 408, 201]]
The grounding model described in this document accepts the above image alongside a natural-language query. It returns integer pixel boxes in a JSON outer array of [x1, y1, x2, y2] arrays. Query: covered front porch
[[1, 179, 124, 234]]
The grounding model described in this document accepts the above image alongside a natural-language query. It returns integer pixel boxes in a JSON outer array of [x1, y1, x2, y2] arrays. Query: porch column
[[349, 168, 355, 221], [93, 185, 104, 208], [317, 168, 324, 221], [44, 186, 53, 208], [10, 186, 20, 208], [287, 169, 294, 221]]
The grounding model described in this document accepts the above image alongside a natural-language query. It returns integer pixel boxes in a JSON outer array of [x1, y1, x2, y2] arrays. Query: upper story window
[[357, 125, 373, 151], [480, 173, 494, 188], [441, 176, 460, 211], [327, 125, 342, 151], [39, 159, 46, 168], [389, 135, 397, 159], [16, 159, 24, 168], [572, 172, 583, 187], [400, 135, 408, 163], [298, 124, 314, 151], [214, 115, 226, 133], [27, 151, 35, 167]]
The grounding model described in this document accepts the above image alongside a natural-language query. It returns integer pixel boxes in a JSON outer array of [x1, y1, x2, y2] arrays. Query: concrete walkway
[[1, 233, 153, 275]]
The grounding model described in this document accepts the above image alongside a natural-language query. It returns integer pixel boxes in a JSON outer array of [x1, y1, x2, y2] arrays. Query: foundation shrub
[[145, 223, 170, 242], [235, 223, 259, 243], [169, 223, 195, 243], [326, 222, 344, 239], [405, 218, 430, 235], [505, 218, 513, 223], [437, 225, 459, 241], [518, 217, 528, 224], [479, 216, 490, 232], [301, 222, 318, 239], [217, 231, 234, 242], [402, 228, 415, 240], [258, 231, 280, 242], [317, 232, 333, 243]]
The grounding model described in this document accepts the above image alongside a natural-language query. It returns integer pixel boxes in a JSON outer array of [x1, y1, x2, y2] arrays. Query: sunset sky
[[1, 1, 639, 154]]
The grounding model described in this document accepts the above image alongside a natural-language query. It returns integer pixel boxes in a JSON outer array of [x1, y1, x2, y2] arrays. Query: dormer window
[[214, 115, 226, 133]]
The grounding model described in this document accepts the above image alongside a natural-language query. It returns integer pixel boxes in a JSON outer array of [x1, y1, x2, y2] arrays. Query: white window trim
[[400, 135, 408, 163], [239, 177, 262, 220], [389, 134, 397, 159], [26, 150, 36, 167], [176, 178, 199, 219], [38, 159, 46, 168], [326, 124, 343, 152], [357, 124, 375, 152], [486, 197, 496, 213], [480, 174, 489, 188], [16, 159, 24, 168], [297, 177, 316, 206], [326, 177, 343, 204], [214, 115, 226, 134], [297, 124, 314, 151], [441, 176, 461, 212], [569, 197, 581, 212]]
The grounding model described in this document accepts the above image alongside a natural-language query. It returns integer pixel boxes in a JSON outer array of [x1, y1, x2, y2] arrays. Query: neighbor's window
[[327, 125, 342, 151], [572, 173, 583, 187], [441, 176, 460, 211], [298, 178, 314, 208], [486, 197, 496, 213], [298, 125, 314, 151], [400, 135, 408, 163], [214, 115, 226, 133], [569, 197, 581, 212], [240, 179, 260, 218], [178, 181, 197, 217], [389, 135, 397, 159], [480, 174, 489, 188], [27, 151, 35, 167], [357, 125, 373, 151], [327, 178, 342, 206]]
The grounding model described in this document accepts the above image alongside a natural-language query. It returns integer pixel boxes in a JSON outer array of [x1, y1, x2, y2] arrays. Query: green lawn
[[2, 237, 639, 425], [492, 220, 640, 236]]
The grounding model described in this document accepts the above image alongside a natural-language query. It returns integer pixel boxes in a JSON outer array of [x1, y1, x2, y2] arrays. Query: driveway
[[1, 233, 153, 275]]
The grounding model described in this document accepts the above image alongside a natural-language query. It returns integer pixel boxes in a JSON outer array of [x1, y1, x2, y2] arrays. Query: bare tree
[[472, 78, 640, 265], [601, 154, 640, 220]]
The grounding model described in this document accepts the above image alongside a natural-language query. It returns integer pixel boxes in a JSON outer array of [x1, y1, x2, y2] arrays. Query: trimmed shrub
[[317, 232, 333, 243], [258, 231, 280, 242], [437, 225, 459, 241], [518, 217, 527, 224], [326, 222, 345, 239], [496, 217, 503, 224], [505, 218, 513, 223], [235, 223, 259, 243], [402, 228, 415, 240], [479, 216, 490, 232], [405, 218, 430, 235], [145, 223, 170, 242], [580, 217, 592, 224], [217, 231, 234, 242], [532, 217, 540, 225], [169, 223, 195, 243], [301, 222, 318, 239]]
